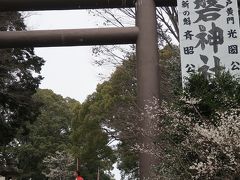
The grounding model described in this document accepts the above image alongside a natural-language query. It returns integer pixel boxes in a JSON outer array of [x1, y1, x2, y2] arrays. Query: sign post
[[178, 0, 240, 83]]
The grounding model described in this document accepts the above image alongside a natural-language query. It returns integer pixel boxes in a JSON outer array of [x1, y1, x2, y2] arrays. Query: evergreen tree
[[71, 97, 116, 180], [17, 89, 78, 179], [72, 46, 180, 179], [182, 72, 240, 121], [0, 12, 45, 146]]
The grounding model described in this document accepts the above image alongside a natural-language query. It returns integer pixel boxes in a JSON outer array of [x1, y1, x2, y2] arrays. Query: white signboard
[[178, 0, 240, 83]]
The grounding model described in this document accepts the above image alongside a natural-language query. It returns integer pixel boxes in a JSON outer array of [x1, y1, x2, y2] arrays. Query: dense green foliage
[[172, 72, 240, 179], [71, 46, 180, 179], [0, 12, 45, 146], [71, 92, 117, 180], [5, 89, 78, 179], [183, 73, 240, 120], [0, 88, 115, 179], [0, 11, 118, 178]]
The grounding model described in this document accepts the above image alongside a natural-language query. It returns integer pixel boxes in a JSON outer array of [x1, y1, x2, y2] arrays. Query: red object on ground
[[77, 176, 84, 180]]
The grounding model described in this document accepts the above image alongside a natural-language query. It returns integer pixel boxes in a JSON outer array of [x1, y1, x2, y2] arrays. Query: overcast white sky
[[25, 10, 114, 103], [25, 10, 121, 180]]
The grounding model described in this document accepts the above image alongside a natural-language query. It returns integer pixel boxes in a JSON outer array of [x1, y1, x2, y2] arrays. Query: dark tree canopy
[[17, 89, 78, 179], [0, 12, 45, 146]]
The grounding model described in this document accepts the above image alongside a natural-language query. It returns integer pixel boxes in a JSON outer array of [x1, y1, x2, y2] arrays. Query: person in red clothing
[[74, 170, 84, 180]]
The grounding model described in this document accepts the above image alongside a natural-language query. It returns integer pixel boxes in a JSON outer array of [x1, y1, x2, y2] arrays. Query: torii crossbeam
[[0, 0, 177, 11]]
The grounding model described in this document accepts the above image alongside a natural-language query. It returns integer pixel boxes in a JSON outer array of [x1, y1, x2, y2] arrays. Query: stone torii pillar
[[136, 0, 159, 178]]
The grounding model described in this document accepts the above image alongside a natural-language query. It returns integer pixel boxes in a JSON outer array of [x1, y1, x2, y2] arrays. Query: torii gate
[[0, 0, 177, 179]]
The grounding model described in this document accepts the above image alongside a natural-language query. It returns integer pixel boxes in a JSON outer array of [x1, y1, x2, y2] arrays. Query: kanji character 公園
[[231, 61, 240, 70], [186, 64, 196, 73], [228, 45, 238, 54]]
